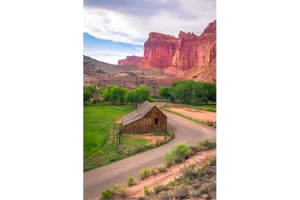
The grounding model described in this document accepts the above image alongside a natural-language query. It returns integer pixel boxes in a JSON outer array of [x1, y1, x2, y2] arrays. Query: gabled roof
[[92, 93, 100, 99], [122, 101, 155, 126]]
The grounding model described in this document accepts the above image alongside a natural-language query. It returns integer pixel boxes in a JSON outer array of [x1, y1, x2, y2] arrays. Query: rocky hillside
[[118, 20, 216, 83], [84, 55, 179, 95]]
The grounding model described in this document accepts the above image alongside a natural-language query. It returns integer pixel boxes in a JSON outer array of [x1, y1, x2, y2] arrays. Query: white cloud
[[84, 48, 143, 64], [83, 0, 215, 45]]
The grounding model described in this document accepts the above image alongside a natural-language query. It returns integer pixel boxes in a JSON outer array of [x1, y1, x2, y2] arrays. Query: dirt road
[[84, 111, 216, 200]]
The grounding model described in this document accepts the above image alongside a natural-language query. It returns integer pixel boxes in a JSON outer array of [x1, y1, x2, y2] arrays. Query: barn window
[[155, 118, 158, 125]]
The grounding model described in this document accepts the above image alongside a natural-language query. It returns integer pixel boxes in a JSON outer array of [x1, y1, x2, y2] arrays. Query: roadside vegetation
[[100, 140, 216, 200]]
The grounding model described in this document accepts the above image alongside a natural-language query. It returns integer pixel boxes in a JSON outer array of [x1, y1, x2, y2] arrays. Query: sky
[[83, 0, 216, 64]]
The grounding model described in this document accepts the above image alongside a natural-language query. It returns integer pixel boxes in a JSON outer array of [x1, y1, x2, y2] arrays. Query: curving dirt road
[[84, 111, 216, 200]]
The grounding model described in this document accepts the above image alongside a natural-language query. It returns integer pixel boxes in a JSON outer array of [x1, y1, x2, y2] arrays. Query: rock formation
[[118, 20, 216, 83], [118, 55, 143, 66]]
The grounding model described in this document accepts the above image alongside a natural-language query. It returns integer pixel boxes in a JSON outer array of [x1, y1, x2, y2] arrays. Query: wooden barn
[[122, 101, 167, 134]]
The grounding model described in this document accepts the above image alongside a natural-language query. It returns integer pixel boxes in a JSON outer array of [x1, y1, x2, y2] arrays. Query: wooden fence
[[84, 129, 176, 171]]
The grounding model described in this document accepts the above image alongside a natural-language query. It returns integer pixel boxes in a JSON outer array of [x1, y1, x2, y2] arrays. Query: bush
[[170, 144, 192, 163], [185, 177, 191, 184], [139, 168, 152, 180], [197, 165, 207, 177], [112, 184, 126, 197], [180, 163, 198, 178], [153, 184, 173, 195], [189, 189, 202, 197], [156, 164, 167, 173], [167, 178, 180, 186], [127, 176, 135, 186], [101, 189, 112, 199], [199, 182, 216, 195], [165, 153, 173, 168], [151, 167, 159, 175], [197, 139, 216, 149], [174, 185, 189, 198], [144, 186, 151, 196]]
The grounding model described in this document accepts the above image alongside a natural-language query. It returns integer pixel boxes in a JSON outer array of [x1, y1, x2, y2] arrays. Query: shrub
[[139, 168, 151, 180], [174, 185, 189, 198], [127, 176, 135, 186], [165, 153, 173, 167], [101, 189, 112, 199], [199, 182, 216, 195], [185, 177, 191, 184], [153, 184, 163, 195], [189, 189, 202, 197], [153, 184, 173, 195], [166, 144, 192, 167], [192, 183, 201, 190], [180, 163, 198, 178], [157, 191, 168, 200], [156, 164, 167, 173], [167, 178, 180, 186], [197, 139, 216, 149], [170, 144, 192, 163], [197, 165, 207, 177], [144, 186, 151, 196], [112, 184, 126, 197], [151, 167, 159, 175]]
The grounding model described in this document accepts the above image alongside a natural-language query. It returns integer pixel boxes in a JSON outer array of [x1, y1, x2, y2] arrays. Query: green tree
[[136, 85, 151, 103], [125, 85, 151, 108], [159, 86, 171, 100], [125, 89, 138, 106], [83, 87, 92, 103], [102, 84, 114, 102], [102, 84, 128, 104]]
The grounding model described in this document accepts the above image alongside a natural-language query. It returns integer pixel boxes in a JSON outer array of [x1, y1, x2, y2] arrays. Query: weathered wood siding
[[123, 106, 167, 134]]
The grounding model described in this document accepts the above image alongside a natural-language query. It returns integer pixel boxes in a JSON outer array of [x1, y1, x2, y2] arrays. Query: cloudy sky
[[83, 0, 216, 64]]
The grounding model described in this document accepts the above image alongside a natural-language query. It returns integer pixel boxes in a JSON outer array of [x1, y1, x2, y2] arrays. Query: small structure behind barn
[[91, 93, 100, 103], [122, 101, 167, 134]]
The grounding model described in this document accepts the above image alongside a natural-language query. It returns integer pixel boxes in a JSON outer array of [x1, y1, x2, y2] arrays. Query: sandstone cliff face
[[117, 20, 216, 83], [143, 32, 178, 68], [180, 21, 216, 83], [118, 55, 143, 66]]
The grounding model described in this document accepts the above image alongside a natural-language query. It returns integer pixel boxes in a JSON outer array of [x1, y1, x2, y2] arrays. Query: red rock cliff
[[143, 32, 179, 68], [118, 55, 143, 66], [179, 21, 216, 83], [118, 20, 216, 83]]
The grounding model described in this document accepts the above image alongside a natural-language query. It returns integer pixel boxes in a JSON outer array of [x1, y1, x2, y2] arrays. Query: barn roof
[[122, 101, 155, 126], [92, 93, 100, 99]]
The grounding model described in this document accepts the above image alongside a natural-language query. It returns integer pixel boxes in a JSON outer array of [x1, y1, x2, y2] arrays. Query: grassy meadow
[[84, 104, 134, 158]]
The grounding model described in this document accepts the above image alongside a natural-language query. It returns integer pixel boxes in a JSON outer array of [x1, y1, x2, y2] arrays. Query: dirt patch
[[126, 149, 216, 198], [115, 118, 122, 124], [168, 107, 216, 123], [123, 134, 168, 144]]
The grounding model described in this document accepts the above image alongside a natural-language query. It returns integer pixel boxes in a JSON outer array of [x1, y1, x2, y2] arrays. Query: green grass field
[[84, 104, 135, 158]]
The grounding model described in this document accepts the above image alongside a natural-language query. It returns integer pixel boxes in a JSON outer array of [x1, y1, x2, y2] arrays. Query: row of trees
[[159, 80, 216, 105], [83, 84, 152, 107]]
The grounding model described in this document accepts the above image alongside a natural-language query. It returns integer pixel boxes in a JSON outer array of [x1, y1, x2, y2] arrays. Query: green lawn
[[84, 104, 135, 158]]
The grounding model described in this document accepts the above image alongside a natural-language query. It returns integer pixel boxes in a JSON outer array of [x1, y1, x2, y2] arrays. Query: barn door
[[154, 117, 159, 131]]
